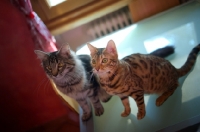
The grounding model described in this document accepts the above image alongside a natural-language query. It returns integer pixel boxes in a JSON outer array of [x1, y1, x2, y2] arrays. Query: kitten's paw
[[156, 96, 166, 106], [137, 111, 146, 120], [95, 106, 104, 116], [82, 112, 92, 121], [121, 109, 131, 117]]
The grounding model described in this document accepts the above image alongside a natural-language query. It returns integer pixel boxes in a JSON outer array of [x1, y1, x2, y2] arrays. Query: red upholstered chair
[[0, 0, 79, 131]]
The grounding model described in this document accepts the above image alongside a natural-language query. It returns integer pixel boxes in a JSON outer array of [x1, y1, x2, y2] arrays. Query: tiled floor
[[77, 1, 200, 132]]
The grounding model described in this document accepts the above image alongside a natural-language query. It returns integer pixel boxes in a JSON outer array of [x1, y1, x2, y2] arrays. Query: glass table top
[[77, 1, 200, 131]]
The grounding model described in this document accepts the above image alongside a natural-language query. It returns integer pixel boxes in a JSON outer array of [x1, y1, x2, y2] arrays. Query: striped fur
[[87, 40, 200, 120], [35, 44, 111, 121], [178, 44, 200, 76]]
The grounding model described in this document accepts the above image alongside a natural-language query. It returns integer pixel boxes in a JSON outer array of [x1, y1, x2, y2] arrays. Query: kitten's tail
[[177, 44, 200, 77], [150, 46, 175, 58]]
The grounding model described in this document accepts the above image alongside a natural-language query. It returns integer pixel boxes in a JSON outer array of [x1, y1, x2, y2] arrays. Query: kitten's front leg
[[89, 95, 104, 116], [131, 92, 146, 120], [120, 96, 131, 117], [76, 99, 92, 121]]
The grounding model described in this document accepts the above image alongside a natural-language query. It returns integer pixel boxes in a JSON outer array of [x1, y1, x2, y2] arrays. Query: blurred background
[[31, 0, 192, 51]]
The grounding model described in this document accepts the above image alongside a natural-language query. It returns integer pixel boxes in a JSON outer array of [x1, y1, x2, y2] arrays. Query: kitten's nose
[[52, 69, 58, 76], [95, 67, 100, 71], [51, 63, 58, 76]]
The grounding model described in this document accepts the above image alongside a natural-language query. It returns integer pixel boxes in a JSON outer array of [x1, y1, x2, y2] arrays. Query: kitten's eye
[[102, 58, 108, 63], [58, 63, 64, 71], [92, 59, 96, 64], [58, 67, 62, 70], [46, 66, 52, 71], [58, 63, 64, 67]]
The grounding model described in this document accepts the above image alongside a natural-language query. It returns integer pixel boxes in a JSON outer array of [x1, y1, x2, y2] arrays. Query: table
[[77, 1, 200, 131]]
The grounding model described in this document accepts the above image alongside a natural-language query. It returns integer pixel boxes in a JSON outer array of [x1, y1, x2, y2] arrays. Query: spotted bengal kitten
[[35, 44, 111, 121], [87, 40, 200, 120]]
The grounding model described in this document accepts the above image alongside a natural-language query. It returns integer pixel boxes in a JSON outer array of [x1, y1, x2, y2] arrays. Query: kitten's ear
[[58, 43, 71, 57], [87, 43, 97, 55], [34, 50, 48, 61], [105, 40, 117, 55]]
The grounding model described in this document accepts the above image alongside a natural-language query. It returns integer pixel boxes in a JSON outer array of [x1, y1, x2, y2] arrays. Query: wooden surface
[[37, 0, 94, 20], [129, 0, 180, 22], [31, 0, 131, 35]]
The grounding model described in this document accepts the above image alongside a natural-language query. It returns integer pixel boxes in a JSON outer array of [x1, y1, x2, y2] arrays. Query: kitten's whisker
[[34, 77, 48, 98], [43, 79, 51, 97], [41, 78, 48, 97], [89, 72, 94, 83], [89, 70, 93, 73]]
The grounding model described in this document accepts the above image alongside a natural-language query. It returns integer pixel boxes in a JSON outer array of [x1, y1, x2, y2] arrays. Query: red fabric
[[0, 0, 79, 131], [11, 0, 57, 52]]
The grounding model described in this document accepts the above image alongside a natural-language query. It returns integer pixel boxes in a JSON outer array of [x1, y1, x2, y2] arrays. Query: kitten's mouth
[[94, 69, 103, 73], [52, 73, 58, 77], [93, 69, 109, 76]]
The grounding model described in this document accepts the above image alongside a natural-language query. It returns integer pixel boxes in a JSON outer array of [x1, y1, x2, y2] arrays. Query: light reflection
[[76, 24, 137, 55], [144, 37, 171, 53], [127, 119, 132, 125], [46, 0, 66, 7], [143, 22, 196, 54]]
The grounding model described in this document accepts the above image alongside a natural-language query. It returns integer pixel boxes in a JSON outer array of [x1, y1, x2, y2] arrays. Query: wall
[[0, 0, 79, 131]]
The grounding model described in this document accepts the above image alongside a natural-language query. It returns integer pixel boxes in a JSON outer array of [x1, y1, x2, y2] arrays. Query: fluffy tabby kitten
[[34, 44, 111, 121], [87, 40, 200, 120]]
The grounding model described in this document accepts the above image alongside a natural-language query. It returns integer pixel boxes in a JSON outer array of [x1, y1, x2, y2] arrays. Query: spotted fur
[[87, 40, 200, 120], [34, 44, 111, 121]]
